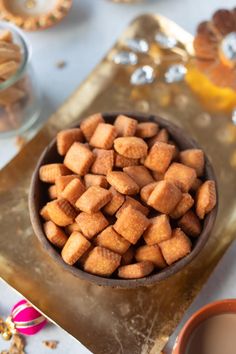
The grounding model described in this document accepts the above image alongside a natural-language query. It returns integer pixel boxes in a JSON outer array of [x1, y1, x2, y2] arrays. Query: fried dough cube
[[118, 261, 154, 279], [180, 149, 204, 177], [76, 186, 112, 214], [140, 182, 158, 203], [64, 142, 95, 175], [44, 221, 68, 248], [159, 228, 192, 265], [39, 163, 70, 183], [95, 226, 130, 255], [165, 162, 197, 192], [48, 185, 57, 200], [107, 171, 139, 195], [61, 178, 86, 205], [191, 178, 203, 192], [121, 247, 135, 265], [144, 142, 174, 173], [136, 122, 159, 138], [91, 149, 114, 175], [152, 171, 165, 181], [143, 215, 172, 245], [46, 198, 77, 226], [64, 222, 81, 235], [57, 128, 84, 155], [61, 232, 91, 265], [148, 181, 182, 214], [114, 114, 137, 137], [196, 180, 217, 219], [114, 137, 148, 159], [148, 128, 169, 147], [89, 123, 117, 149], [123, 165, 154, 188], [84, 246, 121, 276], [178, 210, 202, 237], [80, 113, 104, 141], [115, 153, 139, 168], [116, 196, 149, 217], [55, 175, 80, 194], [75, 211, 108, 239], [170, 193, 194, 219], [40, 205, 50, 221], [103, 187, 125, 215], [135, 244, 167, 268], [84, 174, 108, 189], [114, 205, 150, 244]]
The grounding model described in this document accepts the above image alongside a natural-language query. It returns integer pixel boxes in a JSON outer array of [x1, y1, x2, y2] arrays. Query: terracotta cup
[[172, 299, 236, 354]]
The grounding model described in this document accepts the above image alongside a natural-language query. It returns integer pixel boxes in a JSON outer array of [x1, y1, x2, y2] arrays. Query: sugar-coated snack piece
[[143, 215, 172, 245], [61, 232, 91, 265], [180, 149, 204, 177], [168, 140, 180, 160], [78, 245, 95, 267], [148, 180, 182, 214], [64, 142, 95, 176], [89, 123, 117, 149], [165, 162, 197, 192], [95, 226, 130, 255], [107, 171, 139, 195], [178, 210, 202, 237], [114, 137, 148, 159], [118, 261, 154, 279], [159, 228, 192, 265], [44, 221, 68, 248], [84, 246, 121, 276], [61, 178, 86, 206], [75, 211, 108, 239], [48, 185, 57, 200], [84, 174, 108, 189], [76, 186, 112, 214], [136, 122, 159, 138], [121, 247, 134, 265], [170, 193, 194, 219], [148, 128, 169, 147], [114, 205, 150, 244], [80, 113, 104, 141], [140, 182, 158, 203], [115, 153, 139, 168], [57, 128, 84, 156], [144, 142, 175, 173], [116, 196, 149, 217], [103, 187, 125, 215], [55, 175, 80, 194], [39, 163, 70, 183], [191, 178, 203, 192], [123, 165, 154, 188], [196, 180, 216, 219], [40, 205, 50, 221], [114, 114, 137, 137], [46, 198, 77, 227], [64, 222, 81, 235], [152, 171, 165, 181], [135, 244, 167, 268], [91, 149, 114, 175]]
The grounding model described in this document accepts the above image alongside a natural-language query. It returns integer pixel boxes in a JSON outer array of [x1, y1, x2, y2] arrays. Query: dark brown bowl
[[29, 112, 218, 288]]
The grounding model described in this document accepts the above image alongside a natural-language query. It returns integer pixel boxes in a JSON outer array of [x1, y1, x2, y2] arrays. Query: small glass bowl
[[0, 21, 41, 138]]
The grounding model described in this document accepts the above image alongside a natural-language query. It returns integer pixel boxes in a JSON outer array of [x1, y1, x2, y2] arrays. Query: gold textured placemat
[[0, 14, 236, 354]]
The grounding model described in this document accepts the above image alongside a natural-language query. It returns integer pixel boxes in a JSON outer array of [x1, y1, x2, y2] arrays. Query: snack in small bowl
[[29, 113, 217, 288]]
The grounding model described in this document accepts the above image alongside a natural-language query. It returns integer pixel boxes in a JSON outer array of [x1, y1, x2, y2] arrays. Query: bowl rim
[[29, 112, 218, 289], [172, 299, 236, 354]]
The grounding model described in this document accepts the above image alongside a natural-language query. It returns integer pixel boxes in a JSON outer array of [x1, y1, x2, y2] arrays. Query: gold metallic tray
[[1, 14, 236, 354]]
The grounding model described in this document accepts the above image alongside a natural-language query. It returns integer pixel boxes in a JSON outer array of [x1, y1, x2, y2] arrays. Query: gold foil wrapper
[[0, 14, 236, 354]]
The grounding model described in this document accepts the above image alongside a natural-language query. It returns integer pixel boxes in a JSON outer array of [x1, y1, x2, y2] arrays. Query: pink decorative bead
[[11, 299, 47, 335]]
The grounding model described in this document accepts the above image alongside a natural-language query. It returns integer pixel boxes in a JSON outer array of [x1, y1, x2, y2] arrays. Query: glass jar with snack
[[0, 22, 41, 138]]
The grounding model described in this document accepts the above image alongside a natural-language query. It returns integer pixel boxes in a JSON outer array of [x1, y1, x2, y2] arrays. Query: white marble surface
[[0, 0, 236, 353]]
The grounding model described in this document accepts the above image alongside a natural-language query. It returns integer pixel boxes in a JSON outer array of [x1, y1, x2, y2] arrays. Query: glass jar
[[0, 21, 41, 138]]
